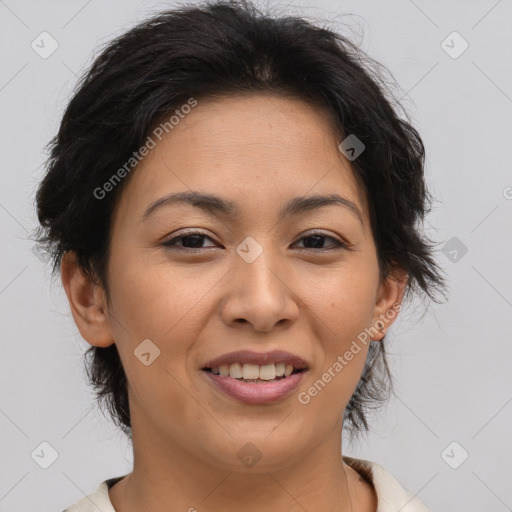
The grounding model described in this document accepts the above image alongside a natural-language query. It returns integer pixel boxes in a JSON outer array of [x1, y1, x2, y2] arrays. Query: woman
[[35, 1, 446, 510]]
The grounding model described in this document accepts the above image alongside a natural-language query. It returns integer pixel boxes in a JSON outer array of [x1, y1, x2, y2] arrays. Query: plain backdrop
[[1, 0, 511, 511]]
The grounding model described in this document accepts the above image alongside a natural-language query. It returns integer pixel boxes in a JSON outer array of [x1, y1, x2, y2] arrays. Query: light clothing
[[62, 455, 428, 511]]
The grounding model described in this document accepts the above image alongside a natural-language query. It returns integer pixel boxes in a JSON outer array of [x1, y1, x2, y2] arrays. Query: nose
[[219, 246, 299, 333]]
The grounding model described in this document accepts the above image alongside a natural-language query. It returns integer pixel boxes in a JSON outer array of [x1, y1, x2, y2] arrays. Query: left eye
[[293, 233, 345, 250], [162, 231, 346, 251]]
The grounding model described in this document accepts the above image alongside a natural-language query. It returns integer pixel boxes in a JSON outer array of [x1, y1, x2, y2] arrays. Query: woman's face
[[67, 93, 405, 471]]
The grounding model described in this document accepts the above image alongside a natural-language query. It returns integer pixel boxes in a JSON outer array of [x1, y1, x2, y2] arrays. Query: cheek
[[295, 265, 377, 403], [297, 281, 373, 417], [107, 249, 222, 341], [300, 263, 378, 340], [105, 251, 234, 418], [105, 259, 209, 436]]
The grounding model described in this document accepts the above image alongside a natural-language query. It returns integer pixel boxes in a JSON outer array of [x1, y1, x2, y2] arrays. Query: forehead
[[114, 93, 369, 224]]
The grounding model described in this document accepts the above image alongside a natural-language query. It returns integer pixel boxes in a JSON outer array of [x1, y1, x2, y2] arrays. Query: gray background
[[1, 0, 511, 510]]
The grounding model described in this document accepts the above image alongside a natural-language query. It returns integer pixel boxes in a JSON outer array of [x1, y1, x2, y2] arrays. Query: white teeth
[[242, 363, 260, 380], [259, 364, 276, 381], [210, 362, 299, 380], [229, 363, 243, 379]]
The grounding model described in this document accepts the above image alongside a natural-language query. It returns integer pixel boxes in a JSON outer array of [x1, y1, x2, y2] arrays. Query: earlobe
[[372, 267, 408, 341], [60, 251, 114, 348]]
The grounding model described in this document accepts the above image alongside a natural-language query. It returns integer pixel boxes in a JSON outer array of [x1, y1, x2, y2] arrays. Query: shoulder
[[343, 455, 430, 512], [61, 476, 123, 512]]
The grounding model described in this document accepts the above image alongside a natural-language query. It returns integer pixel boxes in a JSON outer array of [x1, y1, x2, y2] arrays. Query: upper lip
[[202, 350, 309, 370]]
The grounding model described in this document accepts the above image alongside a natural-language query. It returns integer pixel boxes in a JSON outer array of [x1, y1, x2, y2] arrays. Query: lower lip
[[202, 370, 305, 404]]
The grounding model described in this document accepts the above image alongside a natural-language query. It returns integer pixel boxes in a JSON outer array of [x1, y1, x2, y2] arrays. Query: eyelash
[[161, 230, 348, 252]]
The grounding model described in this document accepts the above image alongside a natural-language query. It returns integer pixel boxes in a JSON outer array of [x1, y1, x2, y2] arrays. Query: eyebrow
[[141, 191, 364, 225]]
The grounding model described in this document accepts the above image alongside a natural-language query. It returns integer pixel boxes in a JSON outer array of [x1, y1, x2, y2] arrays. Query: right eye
[[161, 231, 219, 251]]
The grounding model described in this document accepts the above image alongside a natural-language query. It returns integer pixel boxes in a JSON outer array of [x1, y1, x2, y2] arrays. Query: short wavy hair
[[34, 0, 447, 442]]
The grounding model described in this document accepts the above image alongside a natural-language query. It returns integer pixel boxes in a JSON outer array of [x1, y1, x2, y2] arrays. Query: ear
[[60, 250, 114, 348], [371, 266, 408, 341]]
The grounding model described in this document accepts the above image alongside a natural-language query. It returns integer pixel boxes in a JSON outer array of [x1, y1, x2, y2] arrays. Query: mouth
[[202, 363, 305, 383], [201, 349, 309, 382], [201, 350, 309, 404]]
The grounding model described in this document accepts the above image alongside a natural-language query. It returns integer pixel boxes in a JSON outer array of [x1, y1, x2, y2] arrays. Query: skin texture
[[61, 93, 408, 512]]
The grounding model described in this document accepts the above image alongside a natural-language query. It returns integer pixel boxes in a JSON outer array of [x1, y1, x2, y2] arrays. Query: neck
[[109, 416, 362, 512]]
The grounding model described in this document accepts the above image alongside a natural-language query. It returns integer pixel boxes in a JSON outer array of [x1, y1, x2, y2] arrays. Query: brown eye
[[162, 231, 218, 250], [293, 232, 346, 250]]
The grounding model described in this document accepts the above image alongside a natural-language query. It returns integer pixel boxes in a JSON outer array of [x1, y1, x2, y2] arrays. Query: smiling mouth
[[202, 363, 305, 383]]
